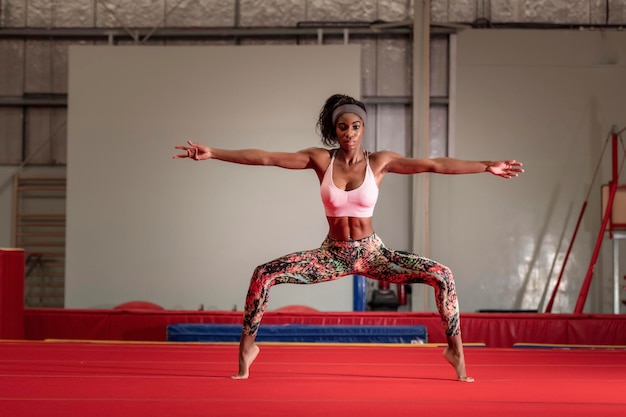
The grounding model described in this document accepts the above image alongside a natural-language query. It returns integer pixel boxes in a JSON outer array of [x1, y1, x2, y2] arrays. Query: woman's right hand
[[173, 140, 212, 161]]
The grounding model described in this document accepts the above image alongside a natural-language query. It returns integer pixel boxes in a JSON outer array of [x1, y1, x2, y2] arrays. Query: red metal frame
[[546, 129, 623, 313], [544, 200, 587, 312], [574, 130, 620, 313]]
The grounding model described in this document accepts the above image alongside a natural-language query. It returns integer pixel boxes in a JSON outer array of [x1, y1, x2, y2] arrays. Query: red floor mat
[[1, 340, 624, 417]]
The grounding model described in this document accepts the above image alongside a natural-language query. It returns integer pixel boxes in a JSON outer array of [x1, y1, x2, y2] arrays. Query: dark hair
[[316, 94, 367, 147]]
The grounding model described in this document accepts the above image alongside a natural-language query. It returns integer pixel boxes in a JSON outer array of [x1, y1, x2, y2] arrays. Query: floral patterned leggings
[[242, 234, 460, 337]]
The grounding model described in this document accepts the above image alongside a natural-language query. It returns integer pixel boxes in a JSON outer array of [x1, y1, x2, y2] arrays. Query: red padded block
[[0, 248, 25, 339], [114, 301, 164, 311]]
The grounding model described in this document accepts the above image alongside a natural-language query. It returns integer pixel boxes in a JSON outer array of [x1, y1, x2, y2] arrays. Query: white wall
[[65, 45, 361, 310], [433, 29, 626, 314], [7, 30, 626, 314]]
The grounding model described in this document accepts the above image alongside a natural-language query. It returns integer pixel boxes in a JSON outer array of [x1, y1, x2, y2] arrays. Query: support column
[[412, 1, 431, 310]]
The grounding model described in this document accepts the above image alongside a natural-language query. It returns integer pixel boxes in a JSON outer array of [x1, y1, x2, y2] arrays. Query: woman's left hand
[[487, 160, 524, 178]]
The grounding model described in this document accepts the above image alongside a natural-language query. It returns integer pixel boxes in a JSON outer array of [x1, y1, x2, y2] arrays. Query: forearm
[[208, 147, 312, 170], [431, 158, 491, 174], [210, 148, 272, 165]]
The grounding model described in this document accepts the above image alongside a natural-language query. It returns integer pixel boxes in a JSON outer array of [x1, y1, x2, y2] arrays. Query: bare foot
[[231, 344, 260, 380], [444, 347, 474, 382]]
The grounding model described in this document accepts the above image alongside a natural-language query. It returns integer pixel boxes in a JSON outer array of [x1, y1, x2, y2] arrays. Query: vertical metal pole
[[544, 201, 587, 312], [613, 128, 619, 182], [353, 275, 366, 311], [397, 283, 407, 305], [11, 173, 19, 248], [613, 237, 620, 314], [412, 0, 431, 310]]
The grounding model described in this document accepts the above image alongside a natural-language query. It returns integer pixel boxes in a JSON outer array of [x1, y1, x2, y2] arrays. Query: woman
[[174, 94, 523, 382]]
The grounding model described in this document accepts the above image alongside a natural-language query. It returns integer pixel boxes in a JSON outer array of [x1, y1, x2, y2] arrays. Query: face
[[335, 113, 364, 150]]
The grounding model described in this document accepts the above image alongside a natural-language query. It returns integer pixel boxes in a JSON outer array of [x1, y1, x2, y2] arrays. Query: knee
[[252, 264, 263, 278], [248, 265, 270, 292], [442, 265, 453, 281], [250, 263, 279, 289], [433, 265, 455, 290]]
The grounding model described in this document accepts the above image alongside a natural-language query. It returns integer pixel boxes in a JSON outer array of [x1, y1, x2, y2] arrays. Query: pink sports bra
[[320, 151, 379, 218]]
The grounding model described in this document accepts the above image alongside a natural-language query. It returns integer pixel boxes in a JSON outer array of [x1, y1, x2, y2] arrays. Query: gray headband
[[331, 104, 367, 126]]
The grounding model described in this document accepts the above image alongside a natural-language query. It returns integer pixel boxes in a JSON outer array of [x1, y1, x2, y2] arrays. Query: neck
[[337, 148, 364, 166]]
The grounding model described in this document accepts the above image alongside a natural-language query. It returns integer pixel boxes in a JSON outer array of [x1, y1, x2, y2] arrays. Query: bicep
[[382, 153, 436, 175], [267, 149, 317, 170]]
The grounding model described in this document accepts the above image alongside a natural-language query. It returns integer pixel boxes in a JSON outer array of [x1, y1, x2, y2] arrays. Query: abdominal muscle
[[326, 216, 375, 241]]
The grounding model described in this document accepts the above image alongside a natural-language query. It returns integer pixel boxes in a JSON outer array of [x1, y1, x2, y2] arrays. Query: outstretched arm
[[173, 140, 316, 170], [381, 152, 523, 179]]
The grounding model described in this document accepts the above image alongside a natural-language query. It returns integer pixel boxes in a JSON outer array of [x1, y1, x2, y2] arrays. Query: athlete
[[174, 93, 523, 382]]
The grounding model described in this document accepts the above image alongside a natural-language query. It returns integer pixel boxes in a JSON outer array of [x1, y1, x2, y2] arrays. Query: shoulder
[[298, 147, 333, 172], [298, 147, 332, 156], [297, 147, 332, 161], [369, 149, 401, 161], [368, 150, 402, 173]]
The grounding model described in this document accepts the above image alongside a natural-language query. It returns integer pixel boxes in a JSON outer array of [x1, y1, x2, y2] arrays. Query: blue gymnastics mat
[[167, 323, 427, 344]]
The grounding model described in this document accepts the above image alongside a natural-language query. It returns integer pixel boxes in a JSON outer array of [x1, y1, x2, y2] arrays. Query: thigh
[[258, 245, 351, 285], [360, 245, 450, 285]]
